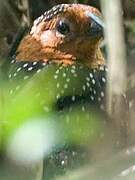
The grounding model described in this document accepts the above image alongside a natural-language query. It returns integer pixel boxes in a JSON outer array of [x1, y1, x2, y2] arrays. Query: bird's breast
[[8, 59, 107, 113]]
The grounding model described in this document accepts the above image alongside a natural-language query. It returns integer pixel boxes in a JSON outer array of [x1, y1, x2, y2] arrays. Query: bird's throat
[[16, 35, 105, 68]]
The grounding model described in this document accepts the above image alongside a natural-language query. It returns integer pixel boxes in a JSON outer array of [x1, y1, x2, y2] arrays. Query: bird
[[8, 3, 107, 109], [6, 3, 107, 178]]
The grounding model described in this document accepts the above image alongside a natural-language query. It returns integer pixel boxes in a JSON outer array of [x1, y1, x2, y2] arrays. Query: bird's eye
[[57, 20, 70, 35]]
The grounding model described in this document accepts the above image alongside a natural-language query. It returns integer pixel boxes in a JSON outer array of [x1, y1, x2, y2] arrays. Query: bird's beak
[[86, 11, 104, 38]]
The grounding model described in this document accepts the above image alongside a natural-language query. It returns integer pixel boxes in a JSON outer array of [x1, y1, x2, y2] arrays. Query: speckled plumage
[[7, 4, 107, 176], [8, 4, 106, 111], [9, 60, 107, 113]]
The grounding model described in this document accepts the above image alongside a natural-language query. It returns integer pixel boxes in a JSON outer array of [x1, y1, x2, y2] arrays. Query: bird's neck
[[16, 35, 105, 68]]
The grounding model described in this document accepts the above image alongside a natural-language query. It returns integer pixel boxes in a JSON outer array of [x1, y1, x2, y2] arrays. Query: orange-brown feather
[[16, 4, 105, 68]]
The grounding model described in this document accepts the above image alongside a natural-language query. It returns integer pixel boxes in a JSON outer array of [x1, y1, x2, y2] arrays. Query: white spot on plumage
[[32, 62, 37, 66], [105, 67, 108, 72], [90, 87, 92, 92], [24, 76, 29, 80], [56, 94, 60, 99], [71, 69, 76, 74], [86, 77, 90, 81], [59, 66, 63, 70], [102, 77, 106, 83], [47, 10, 50, 14], [89, 73, 93, 78], [86, 82, 90, 87], [28, 67, 33, 71], [72, 96, 75, 102], [42, 62, 46, 66], [13, 73, 17, 77], [37, 69, 41, 73], [56, 83, 60, 88], [9, 74, 12, 78], [81, 106, 85, 112], [40, 15, 44, 19], [99, 66, 104, 71], [98, 97, 101, 102], [93, 90, 96, 95], [66, 78, 70, 82], [83, 85, 86, 91], [55, 69, 60, 74], [92, 79, 95, 85], [64, 84, 68, 89], [10, 90, 13, 95], [54, 75, 58, 79], [101, 91, 104, 97], [71, 65, 76, 69], [11, 59, 15, 64], [52, 6, 57, 11], [63, 73, 66, 77], [23, 63, 28, 68], [90, 96, 94, 101], [17, 67, 22, 72], [53, 11, 57, 15]]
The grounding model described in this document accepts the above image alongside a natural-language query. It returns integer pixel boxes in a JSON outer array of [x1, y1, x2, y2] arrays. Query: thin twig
[[2, 1, 20, 27], [17, 0, 31, 26]]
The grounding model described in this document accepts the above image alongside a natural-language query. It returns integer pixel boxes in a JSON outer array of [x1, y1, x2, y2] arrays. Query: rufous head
[[16, 4, 105, 68]]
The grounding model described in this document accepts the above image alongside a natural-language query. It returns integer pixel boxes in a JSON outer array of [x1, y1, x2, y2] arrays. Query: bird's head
[[16, 4, 105, 68]]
